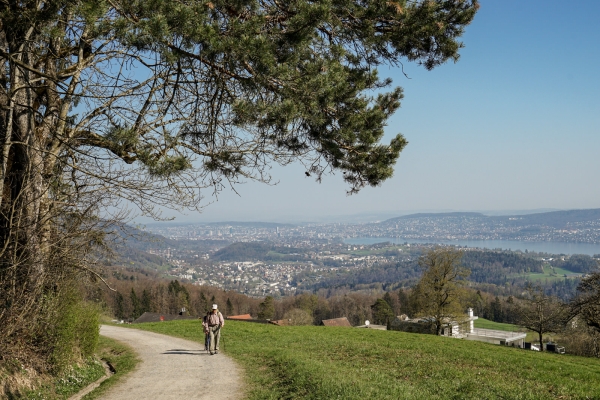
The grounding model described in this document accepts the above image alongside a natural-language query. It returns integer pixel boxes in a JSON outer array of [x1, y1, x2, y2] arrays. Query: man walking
[[207, 304, 224, 355], [201, 311, 211, 351]]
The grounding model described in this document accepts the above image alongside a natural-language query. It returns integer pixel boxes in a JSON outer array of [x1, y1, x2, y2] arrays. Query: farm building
[[391, 308, 527, 348]]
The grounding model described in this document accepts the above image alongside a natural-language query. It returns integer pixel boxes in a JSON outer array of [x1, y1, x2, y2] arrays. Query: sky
[[137, 0, 600, 224]]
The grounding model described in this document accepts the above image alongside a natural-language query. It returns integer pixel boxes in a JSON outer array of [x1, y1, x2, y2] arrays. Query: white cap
[[212, 304, 218, 309]]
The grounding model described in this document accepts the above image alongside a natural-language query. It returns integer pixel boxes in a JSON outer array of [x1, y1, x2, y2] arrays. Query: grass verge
[[130, 320, 600, 399], [13, 359, 105, 400], [4, 335, 138, 400], [80, 335, 139, 400]]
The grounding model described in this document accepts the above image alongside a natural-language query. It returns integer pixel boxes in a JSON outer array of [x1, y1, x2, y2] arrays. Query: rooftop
[[227, 314, 253, 320], [322, 317, 352, 327]]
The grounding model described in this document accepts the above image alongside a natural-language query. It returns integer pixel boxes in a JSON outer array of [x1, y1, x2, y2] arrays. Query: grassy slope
[[510, 265, 584, 283], [131, 320, 600, 400], [473, 318, 521, 332]]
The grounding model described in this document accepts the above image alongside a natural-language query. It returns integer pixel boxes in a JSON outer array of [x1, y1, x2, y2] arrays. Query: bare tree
[[516, 285, 568, 351], [282, 308, 313, 326], [411, 248, 470, 335]]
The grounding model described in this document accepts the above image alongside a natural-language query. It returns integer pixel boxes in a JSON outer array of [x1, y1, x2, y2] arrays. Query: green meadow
[[473, 318, 521, 332], [128, 320, 600, 399], [509, 264, 583, 283]]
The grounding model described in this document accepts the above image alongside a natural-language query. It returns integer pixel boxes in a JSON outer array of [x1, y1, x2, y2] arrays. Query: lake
[[343, 237, 600, 256]]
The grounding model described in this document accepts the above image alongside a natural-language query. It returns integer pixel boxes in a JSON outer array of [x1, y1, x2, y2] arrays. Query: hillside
[[131, 320, 600, 399], [500, 208, 600, 228], [378, 208, 600, 244], [212, 242, 308, 262], [304, 248, 582, 299], [384, 209, 600, 227], [391, 212, 485, 220]]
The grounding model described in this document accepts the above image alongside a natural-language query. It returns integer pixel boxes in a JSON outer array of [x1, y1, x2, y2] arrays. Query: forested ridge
[[211, 242, 308, 262], [550, 254, 598, 273], [303, 249, 591, 300]]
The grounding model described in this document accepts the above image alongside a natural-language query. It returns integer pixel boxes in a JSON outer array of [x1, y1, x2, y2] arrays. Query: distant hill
[[384, 209, 600, 227], [377, 208, 600, 244], [496, 209, 600, 228], [386, 212, 485, 221], [105, 223, 236, 271], [110, 223, 180, 250]]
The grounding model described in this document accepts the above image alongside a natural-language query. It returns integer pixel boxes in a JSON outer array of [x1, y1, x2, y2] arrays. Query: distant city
[[146, 210, 600, 244], [124, 209, 600, 297]]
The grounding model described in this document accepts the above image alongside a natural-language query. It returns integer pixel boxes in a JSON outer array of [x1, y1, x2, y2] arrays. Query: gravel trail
[[98, 325, 244, 399]]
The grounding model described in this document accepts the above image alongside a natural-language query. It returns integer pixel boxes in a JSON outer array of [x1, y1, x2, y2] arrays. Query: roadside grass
[[18, 358, 105, 400], [130, 320, 600, 399], [473, 318, 521, 332], [81, 336, 139, 400]]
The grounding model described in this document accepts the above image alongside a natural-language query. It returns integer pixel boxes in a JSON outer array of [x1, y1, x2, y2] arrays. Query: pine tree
[[0, 0, 478, 370], [383, 292, 395, 310], [258, 296, 275, 320], [491, 296, 504, 322], [141, 289, 152, 314], [199, 292, 208, 314], [115, 292, 125, 320], [371, 298, 395, 326], [383, 291, 400, 315], [130, 288, 142, 320], [226, 298, 234, 317], [397, 288, 410, 316]]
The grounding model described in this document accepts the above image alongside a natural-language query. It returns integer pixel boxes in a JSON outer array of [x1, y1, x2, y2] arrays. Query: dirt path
[[98, 325, 244, 400]]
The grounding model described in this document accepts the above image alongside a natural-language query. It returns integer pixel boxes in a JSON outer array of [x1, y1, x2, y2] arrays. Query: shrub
[[283, 308, 313, 326], [48, 285, 100, 373]]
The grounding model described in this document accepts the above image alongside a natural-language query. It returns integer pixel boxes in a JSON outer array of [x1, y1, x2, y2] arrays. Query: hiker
[[206, 304, 224, 355], [201, 311, 211, 350]]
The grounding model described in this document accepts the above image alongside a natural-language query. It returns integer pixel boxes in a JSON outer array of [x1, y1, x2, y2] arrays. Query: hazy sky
[[138, 0, 600, 224]]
